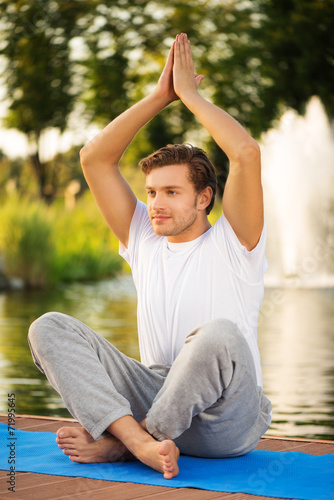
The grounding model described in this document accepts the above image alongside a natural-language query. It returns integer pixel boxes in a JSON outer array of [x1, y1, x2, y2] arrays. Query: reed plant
[[0, 198, 54, 287], [0, 193, 123, 288]]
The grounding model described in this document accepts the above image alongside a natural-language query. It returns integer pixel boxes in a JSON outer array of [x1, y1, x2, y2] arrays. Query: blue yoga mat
[[0, 423, 333, 499]]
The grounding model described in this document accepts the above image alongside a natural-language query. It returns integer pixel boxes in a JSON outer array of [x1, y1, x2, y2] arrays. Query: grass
[[0, 192, 123, 288]]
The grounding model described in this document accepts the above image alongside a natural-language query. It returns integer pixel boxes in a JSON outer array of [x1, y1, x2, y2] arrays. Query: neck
[[167, 218, 211, 243]]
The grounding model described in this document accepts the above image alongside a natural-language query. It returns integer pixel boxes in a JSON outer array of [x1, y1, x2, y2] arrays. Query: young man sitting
[[28, 33, 272, 479]]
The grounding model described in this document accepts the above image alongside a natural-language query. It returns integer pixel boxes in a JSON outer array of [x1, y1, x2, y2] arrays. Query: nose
[[151, 192, 165, 212]]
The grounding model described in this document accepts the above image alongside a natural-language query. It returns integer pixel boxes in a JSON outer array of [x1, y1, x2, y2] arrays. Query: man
[[28, 33, 272, 479]]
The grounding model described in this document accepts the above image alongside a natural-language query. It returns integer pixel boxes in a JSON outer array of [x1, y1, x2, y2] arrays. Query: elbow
[[79, 145, 91, 170], [228, 140, 261, 174], [237, 140, 261, 163]]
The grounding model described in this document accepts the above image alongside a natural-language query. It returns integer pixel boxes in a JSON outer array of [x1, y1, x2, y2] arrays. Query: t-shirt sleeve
[[211, 213, 268, 284], [119, 199, 153, 268]]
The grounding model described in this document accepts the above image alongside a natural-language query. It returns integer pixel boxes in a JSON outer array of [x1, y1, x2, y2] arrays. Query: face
[[145, 164, 204, 242]]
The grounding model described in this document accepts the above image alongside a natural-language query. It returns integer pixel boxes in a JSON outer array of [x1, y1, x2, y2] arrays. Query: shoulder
[[210, 213, 267, 283], [119, 199, 161, 266]]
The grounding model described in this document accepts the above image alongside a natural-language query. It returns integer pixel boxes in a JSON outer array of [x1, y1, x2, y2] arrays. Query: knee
[[186, 318, 250, 364], [206, 318, 242, 339], [188, 318, 243, 348], [28, 311, 64, 351]]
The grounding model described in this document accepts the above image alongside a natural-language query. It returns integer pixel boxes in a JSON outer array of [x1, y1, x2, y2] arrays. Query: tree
[[0, 0, 93, 201], [1, 0, 333, 200], [79, 1, 212, 156], [198, 0, 334, 137]]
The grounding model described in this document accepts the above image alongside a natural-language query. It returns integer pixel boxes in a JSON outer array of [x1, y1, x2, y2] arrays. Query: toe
[[58, 442, 75, 450], [164, 470, 174, 480], [69, 455, 85, 463], [62, 448, 74, 456], [56, 437, 69, 445], [57, 426, 78, 439]]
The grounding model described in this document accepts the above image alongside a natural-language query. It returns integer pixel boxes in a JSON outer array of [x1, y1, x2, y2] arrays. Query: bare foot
[[136, 439, 180, 479], [56, 426, 134, 463]]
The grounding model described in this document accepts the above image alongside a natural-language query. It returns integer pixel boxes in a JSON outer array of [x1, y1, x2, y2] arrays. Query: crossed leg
[[28, 312, 271, 476], [28, 312, 179, 478]]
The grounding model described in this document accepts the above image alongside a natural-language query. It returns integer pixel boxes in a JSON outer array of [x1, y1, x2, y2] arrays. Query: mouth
[[152, 215, 171, 223]]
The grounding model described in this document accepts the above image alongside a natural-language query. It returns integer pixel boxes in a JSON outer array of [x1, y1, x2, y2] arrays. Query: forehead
[[145, 164, 191, 188]]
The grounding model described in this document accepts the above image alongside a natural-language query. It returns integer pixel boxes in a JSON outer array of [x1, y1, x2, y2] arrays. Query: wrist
[[151, 88, 175, 108], [179, 88, 201, 104]]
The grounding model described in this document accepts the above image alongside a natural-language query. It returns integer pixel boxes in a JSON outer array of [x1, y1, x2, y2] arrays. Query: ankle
[[140, 419, 148, 432], [108, 416, 155, 455], [127, 428, 155, 455]]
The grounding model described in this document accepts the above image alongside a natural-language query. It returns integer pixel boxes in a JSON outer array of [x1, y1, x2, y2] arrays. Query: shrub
[[0, 194, 123, 288], [0, 197, 55, 287]]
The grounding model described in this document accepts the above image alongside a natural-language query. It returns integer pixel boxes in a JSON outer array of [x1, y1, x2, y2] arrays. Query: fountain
[[261, 97, 334, 287]]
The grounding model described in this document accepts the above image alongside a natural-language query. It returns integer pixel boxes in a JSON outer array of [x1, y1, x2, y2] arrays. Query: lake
[[0, 276, 333, 440]]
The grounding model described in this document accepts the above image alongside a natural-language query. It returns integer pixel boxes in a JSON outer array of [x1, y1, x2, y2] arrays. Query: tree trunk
[[30, 132, 55, 203]]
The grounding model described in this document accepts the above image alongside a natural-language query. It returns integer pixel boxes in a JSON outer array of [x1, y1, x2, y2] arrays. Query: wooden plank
[[0, 472, 73, 491], [0, 475, 171, 500], [255, 437, 334, 453], [0, 415, 80, 433], [262, 433, 334, 444], [283, 442, 334, 455], [44, 487, 231, 500]]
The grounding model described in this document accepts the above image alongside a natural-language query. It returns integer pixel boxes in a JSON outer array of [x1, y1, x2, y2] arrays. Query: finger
[[174, 36, 181, 68], [195, 74, 204, 88], [177, 34, 185, 66], [166, 42, 175, 68], [175, 34, 185, 68], [162, 45, 173, 74], [183, 34, 194, 70]]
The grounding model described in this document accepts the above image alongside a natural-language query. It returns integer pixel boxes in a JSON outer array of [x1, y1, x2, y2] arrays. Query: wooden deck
[[0, 414, 333, 500]]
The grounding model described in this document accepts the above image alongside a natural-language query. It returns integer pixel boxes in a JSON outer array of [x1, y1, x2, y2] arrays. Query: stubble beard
[[151, 196, 199, 237]]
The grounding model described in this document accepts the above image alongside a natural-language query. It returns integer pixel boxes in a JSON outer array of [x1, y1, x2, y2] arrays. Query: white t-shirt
[[120, 200, 268, 387]]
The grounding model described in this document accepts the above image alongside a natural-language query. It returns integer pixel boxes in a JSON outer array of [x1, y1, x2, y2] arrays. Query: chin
[[152, 227, 171, 236], [151, 222, 173, 237]]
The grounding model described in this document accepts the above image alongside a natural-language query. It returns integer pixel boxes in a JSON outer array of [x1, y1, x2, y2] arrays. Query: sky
[[0, 84, 100, 161]]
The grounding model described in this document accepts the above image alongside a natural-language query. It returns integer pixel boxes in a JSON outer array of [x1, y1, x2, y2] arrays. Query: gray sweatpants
[[28, 313, 272, 458]]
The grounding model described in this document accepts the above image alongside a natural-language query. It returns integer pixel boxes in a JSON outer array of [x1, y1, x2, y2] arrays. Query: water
[[0, 276, 333, 440], [0, 277, 139, 419]]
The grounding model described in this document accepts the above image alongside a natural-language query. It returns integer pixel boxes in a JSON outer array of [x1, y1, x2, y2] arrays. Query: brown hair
[[139, 144, 217, 214]]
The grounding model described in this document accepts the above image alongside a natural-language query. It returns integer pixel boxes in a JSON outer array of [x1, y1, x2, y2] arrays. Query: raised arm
[[174, 33, 263, 251], [80, 43, 179, 248]]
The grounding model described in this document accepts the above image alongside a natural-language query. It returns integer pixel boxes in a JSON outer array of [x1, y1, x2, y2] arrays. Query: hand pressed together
[[173, 33, 204, 100], [154, 33, 204, 104]]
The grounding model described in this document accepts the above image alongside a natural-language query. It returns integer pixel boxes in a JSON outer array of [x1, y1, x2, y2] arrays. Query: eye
[[147, 190, 155, 197], [168, 190, 176, 195]]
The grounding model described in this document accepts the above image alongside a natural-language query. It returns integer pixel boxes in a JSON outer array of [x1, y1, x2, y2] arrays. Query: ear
[[197, 186, 213, 212]]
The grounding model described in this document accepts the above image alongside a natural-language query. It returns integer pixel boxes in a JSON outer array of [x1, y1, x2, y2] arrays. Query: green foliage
[[0, 0, 93, 199], [0, 0, 92, 134], [254, 0, 334, 128], [198, 0, 334, 136], [0, 198, 55, 287], [0, 194, 122, 288], [51, 192, 122, 284], [1, 0, 333, 196]]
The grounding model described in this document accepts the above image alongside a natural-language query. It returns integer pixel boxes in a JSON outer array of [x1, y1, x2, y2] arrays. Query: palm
[[173, 34, 204, 99], [157, 60, 179, 102], [156, 39, 203, 103]]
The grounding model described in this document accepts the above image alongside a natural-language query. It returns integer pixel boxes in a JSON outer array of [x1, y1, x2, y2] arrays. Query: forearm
[[181, 91, 259, 164], [80, 92, 171, 168]]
